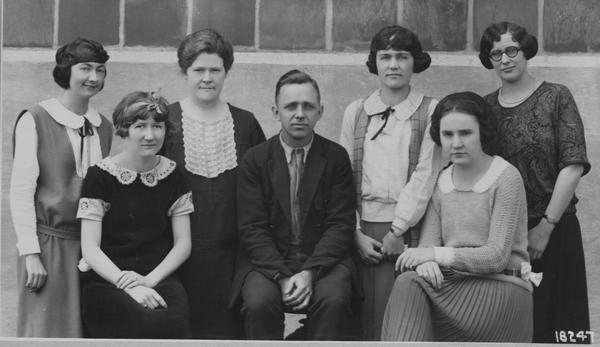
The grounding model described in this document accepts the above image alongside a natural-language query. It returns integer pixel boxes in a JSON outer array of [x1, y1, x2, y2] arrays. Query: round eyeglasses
[[489, 46, 521, 62]]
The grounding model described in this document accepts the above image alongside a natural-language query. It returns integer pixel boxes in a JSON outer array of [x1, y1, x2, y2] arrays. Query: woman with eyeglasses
[[478, 22, 590, 343]]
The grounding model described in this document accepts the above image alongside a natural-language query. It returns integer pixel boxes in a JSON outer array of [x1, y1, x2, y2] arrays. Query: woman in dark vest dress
[[162, 29, 266, 339], [9, 38, 112, 337]]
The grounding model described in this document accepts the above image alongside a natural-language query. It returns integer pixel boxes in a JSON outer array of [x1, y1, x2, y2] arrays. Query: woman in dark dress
[[162, 29, 266, 339], [478, 22, 591, 343], [78, 91, 193, 338]]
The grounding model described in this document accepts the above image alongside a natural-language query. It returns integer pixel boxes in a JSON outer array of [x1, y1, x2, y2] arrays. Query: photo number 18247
[[554, 330, 594, 343]]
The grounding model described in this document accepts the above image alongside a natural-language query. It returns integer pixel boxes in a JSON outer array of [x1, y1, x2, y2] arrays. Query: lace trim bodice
[[181, 106, 237, 178]]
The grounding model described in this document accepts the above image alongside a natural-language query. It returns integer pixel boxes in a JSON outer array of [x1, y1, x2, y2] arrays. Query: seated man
[[231, 70, 358, 340]]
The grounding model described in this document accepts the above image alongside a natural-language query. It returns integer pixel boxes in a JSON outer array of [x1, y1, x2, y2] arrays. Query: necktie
[[369, 106, 394, 140], [78, 117, 95, 176], [290, 148, 305, 242]]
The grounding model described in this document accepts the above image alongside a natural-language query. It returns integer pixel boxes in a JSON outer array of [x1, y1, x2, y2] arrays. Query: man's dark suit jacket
[[230, 133, 358, 306]]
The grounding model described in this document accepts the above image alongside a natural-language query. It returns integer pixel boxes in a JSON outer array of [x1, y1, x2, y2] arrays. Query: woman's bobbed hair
[[430, 91, 497, 155], [112, 91, 173, 139], [177, 29, 234, 74], [478, 21, 538, 69], [366, 25, 431, 74], [52, 38, 109, 89]]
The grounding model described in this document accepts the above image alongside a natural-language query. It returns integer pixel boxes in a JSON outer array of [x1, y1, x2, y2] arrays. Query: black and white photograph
[[1, 0, 598, 345]]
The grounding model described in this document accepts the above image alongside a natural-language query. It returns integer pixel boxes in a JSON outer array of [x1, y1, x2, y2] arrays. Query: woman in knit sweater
[[381, 92, 534, 342]]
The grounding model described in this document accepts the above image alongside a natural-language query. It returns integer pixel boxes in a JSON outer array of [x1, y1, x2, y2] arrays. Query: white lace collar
[[438, 156, 510, 193], [39, 98, 102, 129], [97, 155, 176, 187], [363, 87, 425, 121]]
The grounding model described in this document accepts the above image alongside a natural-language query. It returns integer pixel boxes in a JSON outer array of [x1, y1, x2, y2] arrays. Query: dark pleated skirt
[[381, 270, 533, 342], [530, 212, 590, 343], [357, 221, 399, 340], [81, 275, 191, 338]]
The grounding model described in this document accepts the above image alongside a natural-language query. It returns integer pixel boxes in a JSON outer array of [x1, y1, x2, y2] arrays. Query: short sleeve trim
[[77, 198, 111, 221], [167, 191, 194, 217], [559, 160, 591, 177]]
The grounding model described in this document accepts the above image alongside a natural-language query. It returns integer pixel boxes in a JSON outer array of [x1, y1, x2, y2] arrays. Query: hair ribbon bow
[[128, 101, 164, 114]]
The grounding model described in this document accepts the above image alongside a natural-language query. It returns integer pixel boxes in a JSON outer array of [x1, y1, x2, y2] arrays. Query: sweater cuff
[[434, 247, 454, 267], [391, 219, 408, 235], [17, 235, 41, 256]]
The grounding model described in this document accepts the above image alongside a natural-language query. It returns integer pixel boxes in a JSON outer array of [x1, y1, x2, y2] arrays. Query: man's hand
[[278, 276, 293, 301], [355, 229, 383, 265], [278, 270, 314, 311], [381, 230, 405, 262]]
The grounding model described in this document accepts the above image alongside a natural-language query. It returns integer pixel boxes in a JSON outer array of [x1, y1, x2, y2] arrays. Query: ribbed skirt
[[381, 270, 533, 342]]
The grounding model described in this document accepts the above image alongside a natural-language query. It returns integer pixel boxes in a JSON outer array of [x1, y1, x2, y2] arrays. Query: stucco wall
[[2, 0, 599, 340]]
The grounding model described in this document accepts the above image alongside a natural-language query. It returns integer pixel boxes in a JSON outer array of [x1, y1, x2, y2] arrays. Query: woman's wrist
[[390, 225, 403, 238], [542, 213, 559, 225], [539, 216, 556, 231], [433, 247, 454, 266], [24, 253, 42, 260], [144, 273, 159, 288]]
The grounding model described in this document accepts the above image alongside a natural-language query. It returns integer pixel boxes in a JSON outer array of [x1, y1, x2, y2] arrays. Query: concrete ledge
[[3, 49, 600, 67]]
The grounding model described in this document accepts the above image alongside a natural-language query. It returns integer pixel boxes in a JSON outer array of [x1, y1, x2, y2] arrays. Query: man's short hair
[[274, 69, 321, 103]]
